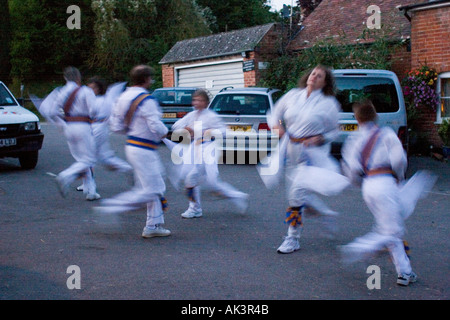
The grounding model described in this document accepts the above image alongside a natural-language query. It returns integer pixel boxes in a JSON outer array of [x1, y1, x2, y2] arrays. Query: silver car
[[208, 87, 282, 163], [332, 69, 408, 156]]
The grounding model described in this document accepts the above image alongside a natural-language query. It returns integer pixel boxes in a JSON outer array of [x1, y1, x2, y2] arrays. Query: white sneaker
[[181, 208, 203, 219], [76, 185, 84, 192], [397, 271, 417, 286], [86, 193, 101, 201], [142, 225, 171, 238], [277, 236, 300, 254]]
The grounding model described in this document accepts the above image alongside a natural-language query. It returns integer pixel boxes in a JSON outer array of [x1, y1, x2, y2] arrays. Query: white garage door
[[177, 61, 244, 97]]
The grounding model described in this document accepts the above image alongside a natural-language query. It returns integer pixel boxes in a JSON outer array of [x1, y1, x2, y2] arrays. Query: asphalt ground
[[1, 124, 449, 307]]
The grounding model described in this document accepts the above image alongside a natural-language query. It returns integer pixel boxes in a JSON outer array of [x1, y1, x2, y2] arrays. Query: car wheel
[[19, 151, 39, 170]]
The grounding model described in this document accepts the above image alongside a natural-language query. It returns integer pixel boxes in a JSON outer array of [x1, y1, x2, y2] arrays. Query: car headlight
[[23, 122, 37, 131]]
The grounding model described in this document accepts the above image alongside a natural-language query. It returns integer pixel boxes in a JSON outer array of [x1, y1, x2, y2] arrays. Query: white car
[[208, 87, 282, 163], [0, 81, 44, 169]]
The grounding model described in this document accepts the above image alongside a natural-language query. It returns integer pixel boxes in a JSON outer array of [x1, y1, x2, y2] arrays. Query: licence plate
[[0, 138, 17, 147], [340, 124, 358, 131], [163, 113, 177, 118], [227, 125, 252, 132]]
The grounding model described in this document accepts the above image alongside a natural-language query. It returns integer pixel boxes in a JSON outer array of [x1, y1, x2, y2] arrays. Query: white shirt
[[341, 122, 407, 184], [270, 88, 340, 143], [171, 108, 225, 135], [50, 81, 96, 119], [109, 86, 168, 142], [91, 95, 108, 121]]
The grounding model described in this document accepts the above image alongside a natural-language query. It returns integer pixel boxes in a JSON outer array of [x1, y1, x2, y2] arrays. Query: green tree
[[9, 0, 95, 81], [90, 0, 213, 84], [196, 0, 276, 32], [0, 0, 12, 81]]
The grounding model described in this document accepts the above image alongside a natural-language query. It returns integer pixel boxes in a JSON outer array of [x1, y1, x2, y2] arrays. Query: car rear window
[[0, 84, 17, 106], [152, 89, 195, 106], [210, 94, 270, 115], [335, 77, 400, 113]]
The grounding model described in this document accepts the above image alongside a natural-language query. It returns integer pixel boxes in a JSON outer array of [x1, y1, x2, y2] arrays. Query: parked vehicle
[[332, 69, 408, 156], [0, 81, 44, 169], [208, 87, 283, 162], [152, 87, 197, 132]]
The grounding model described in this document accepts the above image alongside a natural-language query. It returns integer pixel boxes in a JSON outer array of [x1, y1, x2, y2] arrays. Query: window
[[210, 94, 270, 115], [152, 88, 196, 106], [335, 77, 399, 113], [0, 83, 17, 106], [437, 72, 450, 121]]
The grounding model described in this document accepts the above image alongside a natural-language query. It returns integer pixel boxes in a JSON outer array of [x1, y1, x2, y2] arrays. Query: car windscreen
[[0, 84, 18, 106], [152, 89, 195, 106], [335, 77, 400, 113], [209, 94, 270, 115]]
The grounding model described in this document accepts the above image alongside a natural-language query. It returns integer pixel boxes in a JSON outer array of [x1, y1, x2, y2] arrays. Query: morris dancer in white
[[170, 89, 248, 219], [340, 99, 437, 286], [269, 65, 344, 254], [76, 77, 132, 198], [45, 67, 98, 199], [94, 65, 170, 238]]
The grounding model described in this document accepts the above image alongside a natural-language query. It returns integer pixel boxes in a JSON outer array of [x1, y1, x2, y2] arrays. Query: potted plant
[[438, 118, 450, 159]]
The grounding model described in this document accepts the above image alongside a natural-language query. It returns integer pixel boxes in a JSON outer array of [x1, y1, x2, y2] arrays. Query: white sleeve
[[109, 99, 126, 134], [321, 97, 340, 143], [140, 98, 168, 138], [83, 87, 97, 119], [269, 90, 293, 128], [341, 134, 364, 186], [383, 129, 407, 180], [207, 111, 226, 134], [171, 112, 192, 131]]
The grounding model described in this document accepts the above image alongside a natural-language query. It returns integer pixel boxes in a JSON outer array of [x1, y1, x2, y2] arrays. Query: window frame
[[436, 72, 450, 123]]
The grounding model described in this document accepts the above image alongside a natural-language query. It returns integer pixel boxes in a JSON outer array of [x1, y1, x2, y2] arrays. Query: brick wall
[[391, 43, 411, 82], [243, 52, 257, 87], [409, 5, 450, 147], [410, 7, 450, 73], [161, 64, 175, 87]]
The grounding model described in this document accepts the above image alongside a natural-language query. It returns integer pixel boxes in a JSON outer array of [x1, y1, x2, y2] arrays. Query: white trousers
[[82, 122, 133, 194], [91, 122, 132, 172], [361, 175, 411, 274], [58, 123, 97, 193], [285, 143, 341, 208], [185, 161, 247, 211], [101, 145, 166, 227]]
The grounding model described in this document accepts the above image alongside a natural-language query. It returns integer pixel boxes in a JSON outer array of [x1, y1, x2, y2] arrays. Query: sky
[[269, 0, 296, 12]]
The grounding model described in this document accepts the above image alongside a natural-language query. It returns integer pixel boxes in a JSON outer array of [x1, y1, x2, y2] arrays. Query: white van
[[0, 81, 44, 169], [332, 69, 408, 155]]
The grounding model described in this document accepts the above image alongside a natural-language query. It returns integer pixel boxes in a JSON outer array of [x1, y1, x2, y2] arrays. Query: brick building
[[287, 0, 419, 80], [288, 0, 449, 148], [159, 23, 282, 97], [399, 0, 450, 147]]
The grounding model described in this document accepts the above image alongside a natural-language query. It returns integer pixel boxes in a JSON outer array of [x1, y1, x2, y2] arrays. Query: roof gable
[[289, 0, 426, 51], [160, 23, 275, 64]]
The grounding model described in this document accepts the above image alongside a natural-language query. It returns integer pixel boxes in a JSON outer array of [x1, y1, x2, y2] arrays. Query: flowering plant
[[402, 65, 439, 111]]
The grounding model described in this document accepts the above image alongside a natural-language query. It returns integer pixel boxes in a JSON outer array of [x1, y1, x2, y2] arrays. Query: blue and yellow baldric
[[126, 136, 160, 151]]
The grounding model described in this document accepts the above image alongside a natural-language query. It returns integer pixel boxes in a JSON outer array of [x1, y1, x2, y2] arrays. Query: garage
[[160, 23, 281, 95], [176, 60, 244, 96]]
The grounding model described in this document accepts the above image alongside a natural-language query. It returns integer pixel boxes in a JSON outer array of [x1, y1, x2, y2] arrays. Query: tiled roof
[[288, 0, 427, 51], [159, 23, 275, 64]]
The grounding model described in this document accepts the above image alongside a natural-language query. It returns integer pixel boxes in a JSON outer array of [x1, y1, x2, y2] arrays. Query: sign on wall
[[243, 60, 255, 72]]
